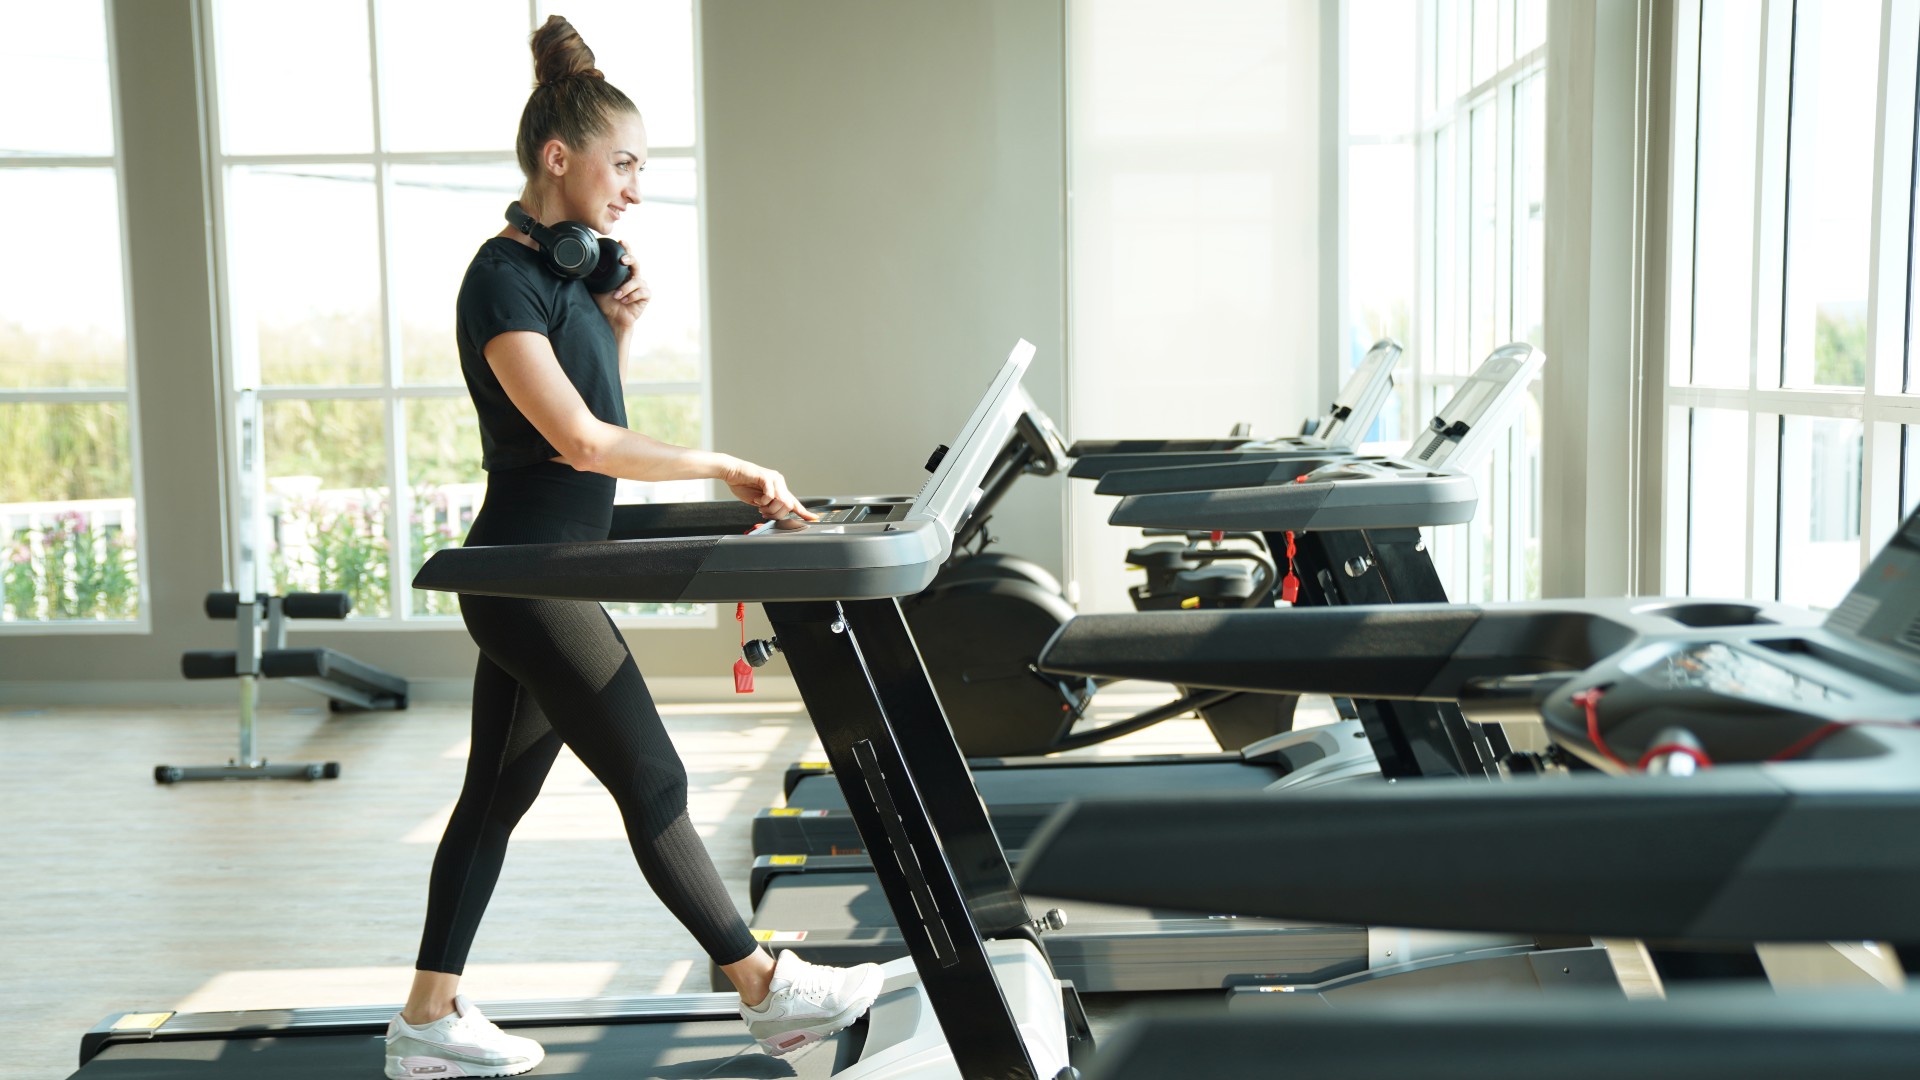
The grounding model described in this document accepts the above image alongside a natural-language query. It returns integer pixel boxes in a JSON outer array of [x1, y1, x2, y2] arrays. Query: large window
[[0, 2, 146, 627], [1665, 0, 1918, 608], [205, 0, 706, 624], [1346, 0, 1546, 603]]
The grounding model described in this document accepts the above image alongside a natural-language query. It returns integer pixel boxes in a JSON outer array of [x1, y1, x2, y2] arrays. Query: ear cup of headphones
[[505, 202, 626, 292], [582, 236, 632, 295], [540, 221, 601, 279]]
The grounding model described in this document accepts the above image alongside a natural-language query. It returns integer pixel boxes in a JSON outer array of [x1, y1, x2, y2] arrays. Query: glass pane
[[623, 391, 701, 448], [1453, 0, 1474, 99], [390, 163, 524, 384], [1778, 415, 1862, 609], [617, 391, 706, 512], [1432, 124, 1460, 376], [0, 0, 113, 156], [0, 402, 139, 621], [1516, 0, 1546, 55], [1513, 73, 1545, 347], [1467, 443, 1497, 603], [406, 397, 484, 616], [1432, 0, 1456, 115], [262, 398, 390, 617], [379, 0, 527, 152], [213, 0, 374, 155], [1904, 426, 1920, 517], [1347, 0, 1417, 138], [227, 165, 383, 387], [607, 394, 704, 617], [1781, 1, 1881, 389], [1469, 101, 1497, 363], [1347, 143, 1415, 352], [626, 158, 702, 382], [1686, 408, 1750, 597], [1517, 386, 1543, 599], [1472, 0, 1499, 86], [1690, 0, 1764, 388], [1911, 44, 1920, 393], [0, 170, 126, 388], [544, 0, 698, 149]]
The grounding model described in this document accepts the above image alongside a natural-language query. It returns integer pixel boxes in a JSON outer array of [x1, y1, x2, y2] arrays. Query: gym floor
[[6, 687, 1243, 1079]]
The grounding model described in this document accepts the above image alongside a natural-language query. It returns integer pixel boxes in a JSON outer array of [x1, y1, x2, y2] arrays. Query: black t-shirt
[[455, 237, 628, 471]]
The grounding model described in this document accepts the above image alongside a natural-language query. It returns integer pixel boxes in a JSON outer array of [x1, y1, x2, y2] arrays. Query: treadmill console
[[1824, 511, 1920, 662], [1405, 343, 1544, 470], [1534, 507, 1920, 768], [1628, 642, 1848, 704], [1314, 339, 1402, 450], [810, 503, 911, 526], [414, 339, 1038, 604], [1300, 457, 1443, 484]]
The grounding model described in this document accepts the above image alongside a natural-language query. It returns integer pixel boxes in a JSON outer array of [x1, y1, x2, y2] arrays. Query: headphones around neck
[[504, 201, 632, 294]]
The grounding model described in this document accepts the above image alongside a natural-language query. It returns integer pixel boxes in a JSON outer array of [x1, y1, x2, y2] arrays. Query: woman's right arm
[[484, 330, 813, 519]]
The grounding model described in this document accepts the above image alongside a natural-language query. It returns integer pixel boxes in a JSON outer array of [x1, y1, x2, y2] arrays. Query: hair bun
[[530, 14, 602, 85]]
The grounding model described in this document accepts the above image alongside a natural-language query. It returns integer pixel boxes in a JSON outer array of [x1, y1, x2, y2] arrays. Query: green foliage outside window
[[1814, 305, 1868, 388]]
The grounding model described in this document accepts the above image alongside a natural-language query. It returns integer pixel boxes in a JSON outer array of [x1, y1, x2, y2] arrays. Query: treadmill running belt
[[72, 1018, 867, 1078]]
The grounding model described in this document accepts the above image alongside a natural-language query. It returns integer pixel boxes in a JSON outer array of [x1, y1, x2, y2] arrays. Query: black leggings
[[414, 464, 760, 974]]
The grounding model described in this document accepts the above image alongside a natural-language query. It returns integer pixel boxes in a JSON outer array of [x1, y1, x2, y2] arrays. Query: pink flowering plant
[[1, 514, 140, 621], [269, 492, 390, 616]]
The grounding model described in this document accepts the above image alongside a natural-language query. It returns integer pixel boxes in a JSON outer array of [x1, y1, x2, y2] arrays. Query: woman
[[382, 17, 881, 1080]]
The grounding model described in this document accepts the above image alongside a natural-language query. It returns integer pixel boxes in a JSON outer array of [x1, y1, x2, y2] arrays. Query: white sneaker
[[739, 951, 885, 1056], [384, 994, 545, 1078]]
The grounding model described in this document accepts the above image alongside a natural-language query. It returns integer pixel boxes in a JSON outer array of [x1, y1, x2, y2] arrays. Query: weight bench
[[160, 589, 408, 784]]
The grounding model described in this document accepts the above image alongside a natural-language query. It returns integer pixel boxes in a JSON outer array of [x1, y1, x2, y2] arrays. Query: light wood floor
[[5, 688, 1228, 1079]]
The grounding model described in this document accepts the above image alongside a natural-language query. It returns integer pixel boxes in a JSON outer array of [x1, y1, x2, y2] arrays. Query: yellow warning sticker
[[751, 929, 810, 943], [768, 808, 801, 817], [769, 855, 808, 866], [111, 1013, 173, 1031], [797, 761, 830, 770], [1180, 596, 1201, 609]]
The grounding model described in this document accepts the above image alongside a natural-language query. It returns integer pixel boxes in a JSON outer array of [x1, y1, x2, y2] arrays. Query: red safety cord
[[1579, 685, 1911, 768], [1280, 531, 1299, 604], [732, 603, 754, 694], [1758, 720, 1920, 761], [1572, 687, 1630, 770], [1277, 474, 1311, 605]]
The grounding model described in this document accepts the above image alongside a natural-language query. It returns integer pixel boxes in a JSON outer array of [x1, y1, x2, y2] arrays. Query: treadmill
[[1021, 508, 1920, 1074], [759, 343, 1545, 861], [733, 348, 1601, 996], [71, 342, 1084, 1080], [1064, 339, 1402, 480]]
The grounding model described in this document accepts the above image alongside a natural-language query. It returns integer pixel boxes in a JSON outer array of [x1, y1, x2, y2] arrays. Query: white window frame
[[1662, 0, 1920, 602], [198, 0, 714, 630], [0, 4, 152, 634]]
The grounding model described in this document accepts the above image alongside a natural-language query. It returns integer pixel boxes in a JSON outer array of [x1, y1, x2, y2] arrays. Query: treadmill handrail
[[1017, 758, 1920, 943], [1106, 468, 1479, 536]]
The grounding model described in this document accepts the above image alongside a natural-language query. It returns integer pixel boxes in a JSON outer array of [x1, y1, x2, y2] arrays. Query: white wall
[[1066, 0, 1326, 611], [702, 0, 1069, 581]]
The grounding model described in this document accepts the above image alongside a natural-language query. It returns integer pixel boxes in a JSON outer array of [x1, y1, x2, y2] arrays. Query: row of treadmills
[[73, 340, 1920, 1077]]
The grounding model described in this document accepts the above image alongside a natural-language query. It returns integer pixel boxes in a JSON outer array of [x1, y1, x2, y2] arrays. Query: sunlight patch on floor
[[173, 962, 620, 1013]]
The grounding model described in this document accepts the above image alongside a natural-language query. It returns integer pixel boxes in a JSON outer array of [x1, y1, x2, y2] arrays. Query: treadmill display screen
[[1651, 643, 1846, 703], [1823, 504, 1920, 665]]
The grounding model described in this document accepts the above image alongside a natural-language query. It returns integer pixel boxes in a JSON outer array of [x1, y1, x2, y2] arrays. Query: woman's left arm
[[592, 251, 650, 382]]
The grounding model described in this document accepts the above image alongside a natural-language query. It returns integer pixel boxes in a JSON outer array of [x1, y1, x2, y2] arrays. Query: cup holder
[[1633, 601, 1774, 628]]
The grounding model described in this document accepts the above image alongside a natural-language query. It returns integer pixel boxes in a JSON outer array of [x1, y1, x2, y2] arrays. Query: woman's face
[[554, 112, 647, 235]]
